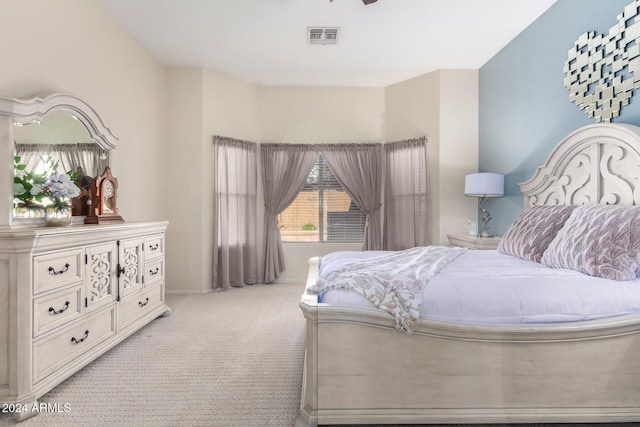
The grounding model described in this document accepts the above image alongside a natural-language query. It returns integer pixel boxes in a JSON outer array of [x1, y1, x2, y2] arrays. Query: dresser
[[0, 221, 170, 421]]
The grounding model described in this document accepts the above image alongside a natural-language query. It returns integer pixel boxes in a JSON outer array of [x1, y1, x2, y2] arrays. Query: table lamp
[[464, 172, 504, 238]]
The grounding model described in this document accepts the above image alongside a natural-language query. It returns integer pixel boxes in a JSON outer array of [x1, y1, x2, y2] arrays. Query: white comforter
[[318, 249, 640, 326], [309, 246, 465, 332]]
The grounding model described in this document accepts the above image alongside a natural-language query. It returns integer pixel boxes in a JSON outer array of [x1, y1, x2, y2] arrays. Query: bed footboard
[[297, 257, 320, 427], [297, 257, 640, 426]]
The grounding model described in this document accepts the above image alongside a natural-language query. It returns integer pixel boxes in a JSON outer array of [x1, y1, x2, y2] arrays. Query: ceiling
[[95, 0, 557, 87]]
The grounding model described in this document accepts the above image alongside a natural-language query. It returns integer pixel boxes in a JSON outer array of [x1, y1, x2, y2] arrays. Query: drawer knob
[[49, 301, 70, 315], [148, 243, 159, 251], [70, 330, 89, 344], [138, 297, 149, 307], [48, 263, 70, 275], [149, 267, 159, 276]]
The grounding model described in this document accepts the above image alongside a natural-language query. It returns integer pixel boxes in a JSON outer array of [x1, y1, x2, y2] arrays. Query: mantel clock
[[84, 167, 124, 224]]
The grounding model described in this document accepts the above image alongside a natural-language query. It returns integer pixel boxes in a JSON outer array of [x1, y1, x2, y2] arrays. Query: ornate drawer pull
[[48, 263, 70, 275], [49, 301, 70, 315], [70, 330, 89, 344], [148, 243, 159, 251], [138, 298, 149, 307], [149, 267, 159, 276]]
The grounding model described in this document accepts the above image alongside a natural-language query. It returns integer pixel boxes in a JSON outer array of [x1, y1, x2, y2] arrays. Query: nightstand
[[447, 233, 501, 250]]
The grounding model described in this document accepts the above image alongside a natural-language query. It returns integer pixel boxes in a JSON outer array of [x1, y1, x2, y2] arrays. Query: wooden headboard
[[519, 123, 640, 207]]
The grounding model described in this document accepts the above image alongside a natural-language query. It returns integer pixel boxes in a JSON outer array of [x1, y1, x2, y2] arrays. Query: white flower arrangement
[[14, 182, 27, 198], [31, 173, 82, 208]]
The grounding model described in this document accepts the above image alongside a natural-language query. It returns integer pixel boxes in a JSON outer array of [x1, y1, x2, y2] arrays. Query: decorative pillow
[[541, 204, 640, 281], [497, 205, 576, 263]]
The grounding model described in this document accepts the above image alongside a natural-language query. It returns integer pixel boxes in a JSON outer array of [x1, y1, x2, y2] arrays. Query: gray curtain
[[383, 137, 430, 250], [54, 143, 109, 177], [261, 144, 318, 283], [213, 136, 259, 289], [14, 143, 46, 173], [15, 143, 108, 177], [320, 144, 383, 251]]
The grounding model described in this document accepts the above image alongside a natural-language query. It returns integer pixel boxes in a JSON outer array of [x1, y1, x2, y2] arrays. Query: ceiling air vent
[[307, 27, 339, 45]]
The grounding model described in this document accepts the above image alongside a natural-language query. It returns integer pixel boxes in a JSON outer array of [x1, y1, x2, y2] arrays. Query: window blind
[[279, 153, 365, 243]]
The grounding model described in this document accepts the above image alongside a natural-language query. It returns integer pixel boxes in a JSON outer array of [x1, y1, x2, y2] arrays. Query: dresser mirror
[[0, 93, 118, 227]]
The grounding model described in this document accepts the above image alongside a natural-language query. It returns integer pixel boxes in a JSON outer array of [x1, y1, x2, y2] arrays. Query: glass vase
[[44, 205, 72, 227], [14, 205, 29, 218], [14, 201, 45, 218]]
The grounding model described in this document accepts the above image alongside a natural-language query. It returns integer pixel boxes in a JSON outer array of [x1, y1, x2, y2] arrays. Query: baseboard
[[165, 289, 214, 295], [166, 282, 304, 295], [273, 279, 306, 284]]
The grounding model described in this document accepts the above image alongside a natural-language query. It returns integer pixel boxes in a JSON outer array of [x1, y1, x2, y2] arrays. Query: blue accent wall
[[479, 0, 640, 235]]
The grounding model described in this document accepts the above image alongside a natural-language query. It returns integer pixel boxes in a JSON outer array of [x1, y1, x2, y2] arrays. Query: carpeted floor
[[0, 283, 307, 427]]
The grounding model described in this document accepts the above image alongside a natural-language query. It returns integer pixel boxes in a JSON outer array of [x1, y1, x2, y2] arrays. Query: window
[[279, 153, 365, 243]]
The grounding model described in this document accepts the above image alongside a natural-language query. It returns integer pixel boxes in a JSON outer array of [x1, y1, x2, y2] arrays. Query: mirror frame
[[0, 93, 118, 227]]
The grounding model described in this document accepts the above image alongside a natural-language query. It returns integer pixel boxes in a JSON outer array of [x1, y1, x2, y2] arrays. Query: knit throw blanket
[[308, 246, 466, 333]]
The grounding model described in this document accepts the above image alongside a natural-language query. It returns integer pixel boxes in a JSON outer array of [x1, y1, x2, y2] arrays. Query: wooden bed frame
[[296, 123, 640, 426]]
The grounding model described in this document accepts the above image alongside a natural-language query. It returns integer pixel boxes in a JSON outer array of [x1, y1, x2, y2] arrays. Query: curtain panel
[[14, 143, 47, 173], [383, 137, 430, 250], [320, 143, 383, 251], [15, 143, 108, 177], [54, 143, 109, 178], [261, 144, 318, 283], [213, 136, 259, 289]]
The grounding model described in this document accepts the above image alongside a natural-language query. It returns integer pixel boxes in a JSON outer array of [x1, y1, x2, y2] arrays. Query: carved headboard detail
[[519, 123, 640, 207]]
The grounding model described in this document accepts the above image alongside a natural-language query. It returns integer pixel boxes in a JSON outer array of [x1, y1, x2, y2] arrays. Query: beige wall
[[164, 68, 259, 293], [165, 83, 386, 288], [0, 0, 480, 289], [385, 70, 478, 245], [0, 0, 165, 223], [165, 72, 478, 287], [257, 87, 385, 142], [164, 68, 204, 293], [438, 70, 479, 244]]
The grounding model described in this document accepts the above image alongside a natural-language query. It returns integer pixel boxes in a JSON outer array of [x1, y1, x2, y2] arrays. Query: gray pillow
[[497, 205, 576, 263], [541, 204, 640, 281]]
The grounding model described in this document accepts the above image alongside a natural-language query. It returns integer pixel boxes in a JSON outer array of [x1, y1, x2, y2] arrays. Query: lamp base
[[478, 196, 493, 239]]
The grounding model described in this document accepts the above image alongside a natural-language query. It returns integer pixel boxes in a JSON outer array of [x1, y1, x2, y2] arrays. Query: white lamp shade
[[464, 172, 504, 197]]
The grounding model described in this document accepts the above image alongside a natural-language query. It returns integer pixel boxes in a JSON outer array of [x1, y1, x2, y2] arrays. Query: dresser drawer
[[119, 283, 164, 329], [144, 259, 164, 286], [33, 306, 116, 383], [33, 249, 84, 294], [144, 235, 164, 261], [33, 284, 83, 337]]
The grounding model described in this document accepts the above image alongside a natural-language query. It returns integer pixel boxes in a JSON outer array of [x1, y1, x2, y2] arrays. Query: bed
[[296, 122, 640, 426]]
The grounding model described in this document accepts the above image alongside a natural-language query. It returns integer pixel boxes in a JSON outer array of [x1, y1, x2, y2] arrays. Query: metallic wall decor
[[564, 0, 640, 122]]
